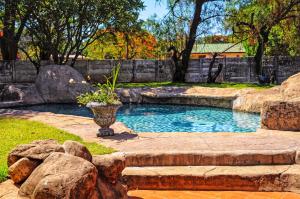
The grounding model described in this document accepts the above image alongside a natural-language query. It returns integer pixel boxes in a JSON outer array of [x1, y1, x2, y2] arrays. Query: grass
[[0, 118, 115, 182], [117, 81, 274, 89]]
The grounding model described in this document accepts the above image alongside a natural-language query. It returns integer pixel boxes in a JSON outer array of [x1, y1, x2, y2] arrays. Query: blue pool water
[[18, 104, 260, 133]]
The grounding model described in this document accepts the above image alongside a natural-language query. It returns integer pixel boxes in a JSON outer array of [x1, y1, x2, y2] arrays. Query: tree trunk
[[254, 38, 264, 76], [207, 54, 223, 83], [254, 27, 269, 76], [168, 46, 181, 82], [125, 34, 129, 60], [180, 0, 205, 82], [40, 49, 51, 61], [207, 53, 218, 83], [0, 0, 18, 60]]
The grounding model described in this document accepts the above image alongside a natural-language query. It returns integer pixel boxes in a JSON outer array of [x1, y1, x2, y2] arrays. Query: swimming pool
[[17, 104, 260, 133]]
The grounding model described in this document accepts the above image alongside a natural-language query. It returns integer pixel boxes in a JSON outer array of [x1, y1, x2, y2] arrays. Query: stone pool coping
[[1, 108, 300, 153], [116, 86, 284, 113], [0, 84, 282, 113]]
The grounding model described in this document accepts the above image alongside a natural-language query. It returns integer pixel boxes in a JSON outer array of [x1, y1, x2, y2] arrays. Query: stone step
[[122, 165, 300, 192], [123, 150, 297, 167]]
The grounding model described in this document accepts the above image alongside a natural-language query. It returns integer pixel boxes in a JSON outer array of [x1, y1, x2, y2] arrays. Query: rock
[[35, 65, 94, 103], [116, 88, 143, 103], [93, 153, 127, 199], [93, 153, 126, 183], [63, 140, 92, 162], [261, 100, 300, 131], [97, 178, 128, 199], [233, 87, 282, 113], [0, 180, 28, 199], [0, 85, 21, 102], [0, 84, 44, 108], [19, 152, 98, 199], [8, 139, 64, 167], [19, 84, 44, 105], [8, 157, 39, 184], [281, 72, 300, 100]]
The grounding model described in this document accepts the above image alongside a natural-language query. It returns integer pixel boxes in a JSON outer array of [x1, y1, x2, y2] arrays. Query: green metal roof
[[192, 43, 245, 53]]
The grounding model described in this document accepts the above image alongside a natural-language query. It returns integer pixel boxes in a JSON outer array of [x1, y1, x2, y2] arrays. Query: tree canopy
[[0, 0, 144, 67], [226, 0, 300, 75]]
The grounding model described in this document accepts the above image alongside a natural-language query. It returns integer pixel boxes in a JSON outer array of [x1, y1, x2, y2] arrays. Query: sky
[[139, 0, 169, 20], [139, 0, 225, 35]]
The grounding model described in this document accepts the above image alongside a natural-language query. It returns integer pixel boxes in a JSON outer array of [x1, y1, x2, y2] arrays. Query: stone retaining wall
[[1, 56, 299, 84]]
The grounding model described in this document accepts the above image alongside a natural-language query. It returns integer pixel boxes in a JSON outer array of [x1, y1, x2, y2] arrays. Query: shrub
[[77, 64, 121, 106]]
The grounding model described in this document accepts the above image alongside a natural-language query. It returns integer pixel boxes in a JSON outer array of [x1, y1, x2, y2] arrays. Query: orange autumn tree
[[85, 30, 157, 60]]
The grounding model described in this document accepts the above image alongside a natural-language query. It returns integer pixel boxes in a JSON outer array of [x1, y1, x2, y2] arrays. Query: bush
[[77, 65, 121, 106]]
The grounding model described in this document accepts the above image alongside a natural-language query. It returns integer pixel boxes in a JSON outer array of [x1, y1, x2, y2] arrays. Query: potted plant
[[77, 65, 122, 136]]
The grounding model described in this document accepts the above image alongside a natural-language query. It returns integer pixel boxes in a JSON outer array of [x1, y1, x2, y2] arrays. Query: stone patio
[[1, 108, 300, 153], [2, 108, 300, 197], [1, 180, 300, 199], [128, 190, 300, 199]]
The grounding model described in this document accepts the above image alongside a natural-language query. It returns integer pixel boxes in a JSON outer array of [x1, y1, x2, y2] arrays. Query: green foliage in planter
[[77, 65, 121, 106]]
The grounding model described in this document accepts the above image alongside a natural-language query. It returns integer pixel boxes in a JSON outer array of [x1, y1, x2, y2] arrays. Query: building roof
[[192, 43, 245, 54]]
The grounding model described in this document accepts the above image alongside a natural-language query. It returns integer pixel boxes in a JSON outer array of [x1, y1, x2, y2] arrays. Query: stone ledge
[[122, 165, 300, 192], [261, 100, 300, 131], [141, 93, 236, 109], [123, 150, 297, 167]]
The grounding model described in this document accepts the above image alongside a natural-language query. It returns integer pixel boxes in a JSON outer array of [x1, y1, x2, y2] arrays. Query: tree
[[0, 0, 37, 60], [85, 30, 157, 60], [206, 40, 246, 83], [18, 0, 143, 71], [226, 0, 300, 77], [152, 0, 225, 82]]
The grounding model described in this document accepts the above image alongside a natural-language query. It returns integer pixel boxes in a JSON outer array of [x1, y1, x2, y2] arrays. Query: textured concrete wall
[[1, 57, 299, 84], [73, 59, 174, 83], [186, 56, 300, 84]]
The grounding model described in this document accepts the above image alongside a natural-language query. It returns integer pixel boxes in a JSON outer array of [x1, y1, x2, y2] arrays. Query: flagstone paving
[[128, 190, 300, 199], [1, 108, 300, 153], [1, 179, 300, 199]]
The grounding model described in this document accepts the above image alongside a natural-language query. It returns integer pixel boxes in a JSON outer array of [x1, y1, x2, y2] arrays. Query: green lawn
[[117, 81, 274, 89], [0, 118, 115, 182]]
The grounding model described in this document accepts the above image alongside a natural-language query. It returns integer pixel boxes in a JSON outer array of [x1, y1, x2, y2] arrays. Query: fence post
[[155, 60, 158, 81], [132, 60, 136, 83], [12, 61, 15, 83], [223, 56, 226, 82]]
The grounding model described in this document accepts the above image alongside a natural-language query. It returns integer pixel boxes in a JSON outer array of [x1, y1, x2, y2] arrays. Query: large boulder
[[261, 100, 300, 131], [281, 72, 300, 100], [233, 87, 282, 113], [35, 65, 93, 103], [19, 152, 98, 199], [63, 140, 92, 162], [8, 140, 64, 167]]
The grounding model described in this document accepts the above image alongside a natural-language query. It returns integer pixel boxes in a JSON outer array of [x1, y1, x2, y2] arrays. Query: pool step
[[123, 150, 297, 167], [122, 165, 300, 192]]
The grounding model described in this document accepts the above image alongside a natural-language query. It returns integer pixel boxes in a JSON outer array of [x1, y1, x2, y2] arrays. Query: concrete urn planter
[[87, 102, 122, 136]]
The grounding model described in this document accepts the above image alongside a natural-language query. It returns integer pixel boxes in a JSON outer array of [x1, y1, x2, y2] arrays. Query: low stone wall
[[1, 56, 300, 84]]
